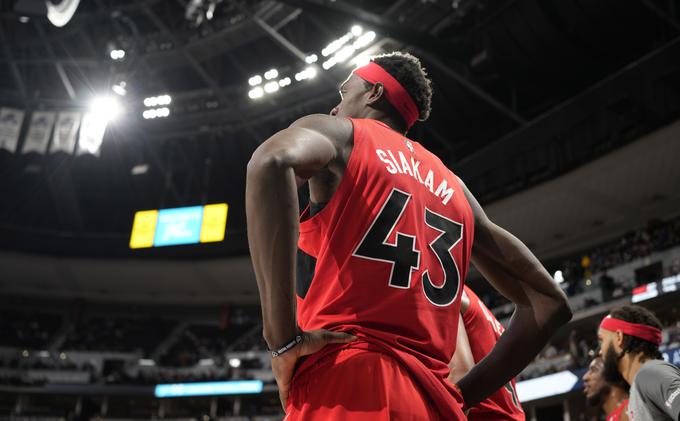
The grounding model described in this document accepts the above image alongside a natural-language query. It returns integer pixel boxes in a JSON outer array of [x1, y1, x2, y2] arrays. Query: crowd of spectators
[[481, 216, 680, 315], [62, 316, 176, 355], [0, 310, 62, 349]]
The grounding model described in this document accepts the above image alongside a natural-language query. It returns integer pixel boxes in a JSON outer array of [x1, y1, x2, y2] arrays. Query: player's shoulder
[[290, 114, 353, 142], [636, 359, 680, 386]]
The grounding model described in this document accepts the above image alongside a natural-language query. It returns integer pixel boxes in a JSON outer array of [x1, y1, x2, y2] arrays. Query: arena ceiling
[[0, 0, 679, 262]]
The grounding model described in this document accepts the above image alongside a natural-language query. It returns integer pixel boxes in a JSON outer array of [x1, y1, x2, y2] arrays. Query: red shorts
[[284, 347, 442, 420]]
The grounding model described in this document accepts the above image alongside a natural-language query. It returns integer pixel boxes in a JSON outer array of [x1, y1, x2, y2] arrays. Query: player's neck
[[362, 109, 406, 134], [602, 387, 628, 414], [620, 353, 650, 385]]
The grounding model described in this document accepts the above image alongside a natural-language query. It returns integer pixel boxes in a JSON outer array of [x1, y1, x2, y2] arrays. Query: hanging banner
[[0, 107, 25, 153], [22, 111, 56, 154], [76, 112, 107, 156], [50, 111, 81, 154]]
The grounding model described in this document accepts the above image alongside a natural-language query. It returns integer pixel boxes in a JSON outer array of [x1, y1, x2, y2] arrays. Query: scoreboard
[[129, 203, 228, 249]]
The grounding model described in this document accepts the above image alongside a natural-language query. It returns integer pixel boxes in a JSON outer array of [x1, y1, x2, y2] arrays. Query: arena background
[[1, 0, 680, 420]]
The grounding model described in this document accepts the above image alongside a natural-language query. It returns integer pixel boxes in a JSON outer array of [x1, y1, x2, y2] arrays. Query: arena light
[[228, 358, 241, 368], [112, 81, 127, 96], [295, 67, 317, 81], [142, 107, 170, 119], [248, 87, 264, 99], [322, 33, 352, 57], [199, 358, 215, 366], [110, 49, 125, 60], [351, 25, 363, 36], [554, 270, 564, 283], [155, 380, 263, 398], [305, 54, 318, 64], [335, 45, 356, 63], [89, 96, 122, 122], [264, 69, 279, 80], [353, 31, 376, 49], [139, 359, 156, 366], [350, 52, 372, 67], [278, 77, 291, 87], [19, 16, 30, 23], [264, 81, 279, 93], [248, 75, 262, 86]]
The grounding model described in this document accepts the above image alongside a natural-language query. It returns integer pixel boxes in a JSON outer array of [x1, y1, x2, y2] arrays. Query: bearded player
[[583, 357, 629, 421], [598, 305, 680, 420], [448, 285, 525, 420], [246, 51, 571, 419]]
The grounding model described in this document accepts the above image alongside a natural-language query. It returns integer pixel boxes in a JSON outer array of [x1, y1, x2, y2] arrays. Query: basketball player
[[448, 285, 525, 420], [246, 51, 572, 419], [598, 305, 680, 420], [582, 357, 629, 421]]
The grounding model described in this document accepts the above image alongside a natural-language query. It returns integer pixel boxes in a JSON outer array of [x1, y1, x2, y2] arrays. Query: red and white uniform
[[288, 118, 475, 419], [607, 399, 628, 421], [462, 286, 525, 420]]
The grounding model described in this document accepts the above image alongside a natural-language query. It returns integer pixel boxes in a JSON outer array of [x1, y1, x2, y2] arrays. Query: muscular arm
[[246, 114, 352, 349], [456, 180, 572, 406]]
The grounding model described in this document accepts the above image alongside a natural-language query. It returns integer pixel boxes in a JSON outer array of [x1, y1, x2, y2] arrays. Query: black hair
[[609, 305, 663, 360], [370, 51, 433, 123]]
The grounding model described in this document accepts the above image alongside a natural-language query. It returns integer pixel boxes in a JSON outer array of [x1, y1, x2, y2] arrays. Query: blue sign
[[153, 206, 203, 247], [154, 380, 264, 398]]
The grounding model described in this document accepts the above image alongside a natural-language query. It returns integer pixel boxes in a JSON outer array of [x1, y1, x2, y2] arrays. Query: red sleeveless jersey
[[462, 286, 525, 420], [606, 399, 628, 421], [296, 118, 474, 418]]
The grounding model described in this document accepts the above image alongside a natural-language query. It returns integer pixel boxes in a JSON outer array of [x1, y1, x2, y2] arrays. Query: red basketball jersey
[[462, 286, 525, 420], [296, 118, 474, 418], [606, 399, 628, 421]]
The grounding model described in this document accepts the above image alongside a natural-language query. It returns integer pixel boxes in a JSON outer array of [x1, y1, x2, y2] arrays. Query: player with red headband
[[598, 305, 680, 420], [247, 51, 571, 419]]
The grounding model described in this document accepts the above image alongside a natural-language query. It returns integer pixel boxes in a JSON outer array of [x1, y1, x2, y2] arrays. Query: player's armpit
[[455, 178, 572, 406]]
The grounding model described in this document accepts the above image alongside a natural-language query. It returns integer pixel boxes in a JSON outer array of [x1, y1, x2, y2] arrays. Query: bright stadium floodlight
[[322, 33, 352, 57], [353, 31, 376, 49], [157, 107, 170, 118], [112, 81, 127, 96], [305, 54, 318, 64], [229, 358, 241, 368], [305, 67, 317, 79], [335, 45, 356, 63], [144, 97, 158, 107], [90, 96, 122, 122], [264, 81, 279, 93], [110, 49, 125, 60], [554, 270, 564, 283], [322, 58, 337, 70], [278, 77, 291, 87], [351, 25, 363, 36], [264, 69, 279, 80], [156, 95, 172, 105], [142, 109, 156, 119], [248, 75, 262, 86], [248, 87, 264, 99], [351, 52, 372, 67]]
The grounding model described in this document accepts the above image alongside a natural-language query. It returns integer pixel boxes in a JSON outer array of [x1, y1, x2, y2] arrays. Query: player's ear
[[614, 330, 624, 351], [366, 82, 385, 105]]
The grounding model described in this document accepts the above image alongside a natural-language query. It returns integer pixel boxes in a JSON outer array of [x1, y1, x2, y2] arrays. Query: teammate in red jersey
[[246, 51, 571, 419], [448, 285, 525, 420], [582, 357, 629, 421]]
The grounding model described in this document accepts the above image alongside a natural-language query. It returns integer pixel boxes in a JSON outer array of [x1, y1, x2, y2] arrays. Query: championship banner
[[50, 111, 81, 154], [0, 107, 25, 153], [22, 111, 57, 154], [76, 112, 107, 156]]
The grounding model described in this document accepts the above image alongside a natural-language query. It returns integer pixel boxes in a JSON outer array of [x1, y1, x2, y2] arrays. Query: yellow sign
[[129, 210, 159, 249], [200, 203, 228, 243]]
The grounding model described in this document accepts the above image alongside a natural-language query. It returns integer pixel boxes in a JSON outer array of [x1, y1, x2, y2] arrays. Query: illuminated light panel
[[155, 380, 264, 398], [129, 204, 228, 249], [129, 210, 159, 249], [200, 203, 228, 243]]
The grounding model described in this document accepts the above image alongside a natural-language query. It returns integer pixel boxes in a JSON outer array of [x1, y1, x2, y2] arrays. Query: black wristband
[[271, 334, 303, 358]]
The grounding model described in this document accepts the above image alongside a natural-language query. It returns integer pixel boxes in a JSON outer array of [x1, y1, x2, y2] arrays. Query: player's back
[[462, 286, 525, 420], [296, 118, 474, 416]]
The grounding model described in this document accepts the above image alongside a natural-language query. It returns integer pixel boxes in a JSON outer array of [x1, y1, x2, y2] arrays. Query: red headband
[[353, 62, 419, 129], [599, 315, 662, 345]]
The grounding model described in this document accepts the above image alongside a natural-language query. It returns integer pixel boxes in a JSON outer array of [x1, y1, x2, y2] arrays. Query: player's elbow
[[544, 290, 572, 330], [247, 148, 290, 176]]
